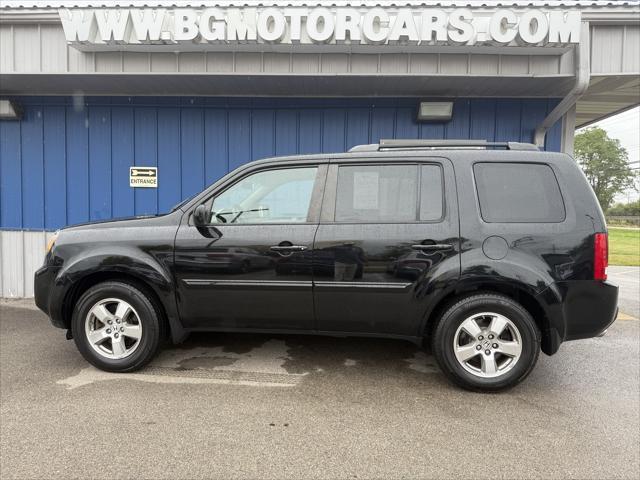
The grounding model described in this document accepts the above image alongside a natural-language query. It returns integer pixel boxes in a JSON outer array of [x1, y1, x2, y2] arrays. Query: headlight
[[46, 231, 59, 254]]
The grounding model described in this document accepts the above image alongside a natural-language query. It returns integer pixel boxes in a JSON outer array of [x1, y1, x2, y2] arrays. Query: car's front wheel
[[71, 281, 164, 372], [432, 293, 540, 392]]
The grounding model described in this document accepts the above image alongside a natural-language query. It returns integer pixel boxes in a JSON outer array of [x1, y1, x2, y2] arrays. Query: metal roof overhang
[[1, 1, 638, 125], [0, 73, 579, 97], [577, 74, 640, 127], [3, 73, 638, 128]]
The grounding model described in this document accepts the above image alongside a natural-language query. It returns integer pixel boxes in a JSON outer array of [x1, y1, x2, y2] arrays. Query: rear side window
[[420, 164, 444, 221], [334, 163, 444, 222], [336, 165, 417, 222], [474, 162, 565, 223]]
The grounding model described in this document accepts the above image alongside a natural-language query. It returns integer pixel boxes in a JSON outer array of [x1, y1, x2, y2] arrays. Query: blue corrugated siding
[[0, 96, 562, 231]]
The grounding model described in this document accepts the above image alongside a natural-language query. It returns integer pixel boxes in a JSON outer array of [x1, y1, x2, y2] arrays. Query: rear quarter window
[[473, 162, 566, 223]]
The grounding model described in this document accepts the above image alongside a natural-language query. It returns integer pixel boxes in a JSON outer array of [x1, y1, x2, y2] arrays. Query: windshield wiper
[[216, 207, 270, 223]]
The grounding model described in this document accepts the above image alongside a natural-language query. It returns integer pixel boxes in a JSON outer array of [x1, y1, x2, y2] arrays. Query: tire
[[71, 281, 164, 372], [432, 293, 540, 392]]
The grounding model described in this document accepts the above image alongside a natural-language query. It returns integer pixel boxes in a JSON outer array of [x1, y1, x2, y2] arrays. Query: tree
[[607, 199, 640, 216], [574, 127, 637, 211]]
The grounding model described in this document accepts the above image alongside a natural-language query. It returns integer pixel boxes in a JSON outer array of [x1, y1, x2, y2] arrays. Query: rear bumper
[[536, 280, 618, 354], [561, 280, 618, 341]]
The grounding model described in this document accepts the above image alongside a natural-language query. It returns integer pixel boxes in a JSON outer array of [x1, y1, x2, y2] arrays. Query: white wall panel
[[13, 25, 40, 72], [235, 52, 262, 73], [623, 26, 640, 73], [206, 52, 234, 72], [22, 232, 45, 297], [263, 53, 290, 73], [68, 46, 94, 72], [501, 55, 529, 74], [321, 54, 349, 73], [0, 231, 50, 298], [530, 56, 560, 74], [409, 54, 438, 73], [150, 52, 177, 72], [291, 54, 319, 73], [0, 25, 14, 72], [95, 52, 123, 72], [591, 25, 624, 73], [179, 52, 206, 72], [1, 231, 26, 298], [470, 55, 499, 75], [123, 52, 149, 72], [440, 54, 467, 74], [350, 54, 377, 73], [380, 54, 408, 73], [41, 24, 67, 72]]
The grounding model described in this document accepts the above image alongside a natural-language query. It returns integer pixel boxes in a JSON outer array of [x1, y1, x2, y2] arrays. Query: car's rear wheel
[[432, 293, 540, 392], [71, 281, 164, 372]]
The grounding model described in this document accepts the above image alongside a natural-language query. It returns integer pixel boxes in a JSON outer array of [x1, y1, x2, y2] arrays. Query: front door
[[313, 159, 460, 337], [174, 164, 326, 330]]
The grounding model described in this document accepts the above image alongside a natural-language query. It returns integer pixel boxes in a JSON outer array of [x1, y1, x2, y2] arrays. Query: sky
[[577, 106, 640, 204]]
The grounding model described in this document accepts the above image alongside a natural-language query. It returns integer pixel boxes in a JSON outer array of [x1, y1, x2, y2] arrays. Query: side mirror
[[193, 204, 210, 226]]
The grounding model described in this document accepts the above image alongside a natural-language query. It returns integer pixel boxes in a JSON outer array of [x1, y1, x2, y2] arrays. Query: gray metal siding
[[0, 230, 55, 298], [591, 24, 640, 74], [0, 23, 576, 76]]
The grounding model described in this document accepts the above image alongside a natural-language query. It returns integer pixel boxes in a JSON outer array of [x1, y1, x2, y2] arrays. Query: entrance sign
[[130, 167, 158, 188], [60, 8, 581, 49]]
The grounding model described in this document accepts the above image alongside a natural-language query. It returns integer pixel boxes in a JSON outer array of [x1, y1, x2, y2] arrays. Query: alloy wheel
[[453, 312, 523, 378], [84, 298, 143, 360]]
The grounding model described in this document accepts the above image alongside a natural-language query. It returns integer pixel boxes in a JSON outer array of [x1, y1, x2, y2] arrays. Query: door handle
[[270, 245, 308, 252], [411, 244, 453, 251]]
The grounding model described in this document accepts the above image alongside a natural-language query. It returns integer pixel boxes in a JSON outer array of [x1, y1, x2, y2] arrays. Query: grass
[[609, 227, 640, 266]]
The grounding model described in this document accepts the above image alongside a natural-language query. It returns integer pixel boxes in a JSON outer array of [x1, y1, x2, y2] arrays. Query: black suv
[[34, 140, 618, 391]]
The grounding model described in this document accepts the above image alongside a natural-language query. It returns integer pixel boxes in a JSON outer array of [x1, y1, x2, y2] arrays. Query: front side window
[[474, 162, 566, 223], [209, 167, 317, 224]]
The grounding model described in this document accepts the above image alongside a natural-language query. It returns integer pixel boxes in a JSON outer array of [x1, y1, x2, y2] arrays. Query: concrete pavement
[[1, 302, 638, 480], [609, 266, 640, 319]]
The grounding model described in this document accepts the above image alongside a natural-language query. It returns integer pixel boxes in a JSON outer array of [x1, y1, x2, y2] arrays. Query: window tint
[[474, 163, 565, 223], [335, 165, 418, 222], [210, 167, 317, 224], [420, 164, 444, 221]]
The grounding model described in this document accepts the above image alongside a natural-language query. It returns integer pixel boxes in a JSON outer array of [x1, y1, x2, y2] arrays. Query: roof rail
[[348, 139, 539, 152]]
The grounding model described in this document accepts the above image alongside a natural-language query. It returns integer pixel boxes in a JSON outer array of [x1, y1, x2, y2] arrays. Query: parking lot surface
[[609, 266, 640, 319], [1, 302, 638, 480]]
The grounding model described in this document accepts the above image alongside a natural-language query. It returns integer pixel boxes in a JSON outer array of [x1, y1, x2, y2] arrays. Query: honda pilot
[[34, 139, 618, 391]]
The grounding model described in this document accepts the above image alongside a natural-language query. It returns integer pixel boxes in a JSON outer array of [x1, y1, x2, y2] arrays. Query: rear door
[[313, 157, 460, 337]]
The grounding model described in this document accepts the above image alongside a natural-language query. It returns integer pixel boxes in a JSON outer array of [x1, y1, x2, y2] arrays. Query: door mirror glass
[[193, 204, 211, 226], [209, 167, 318, 224]]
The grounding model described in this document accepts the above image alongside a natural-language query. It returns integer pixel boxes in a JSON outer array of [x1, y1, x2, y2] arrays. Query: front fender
[[49, 245, 186, 343]]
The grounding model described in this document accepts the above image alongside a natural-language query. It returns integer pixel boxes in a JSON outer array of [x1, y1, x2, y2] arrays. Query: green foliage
[[607, 200, 640, 216], [574, 127, 637, 211], [609, 227, 640, 266]]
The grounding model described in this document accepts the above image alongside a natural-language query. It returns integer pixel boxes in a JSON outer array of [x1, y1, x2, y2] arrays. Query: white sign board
[[130, 166, 157, 188], [353, 172, 379, 210], [60, 8, 581, 50]]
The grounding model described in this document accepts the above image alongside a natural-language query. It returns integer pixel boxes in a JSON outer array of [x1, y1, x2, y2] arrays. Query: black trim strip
[[183, 279, 313, 288], [314, 281, 411, 289], [183, 279, 411, 289]]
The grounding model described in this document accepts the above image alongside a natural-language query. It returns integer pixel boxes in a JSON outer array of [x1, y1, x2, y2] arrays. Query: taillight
[[594, 232, 608, 281]]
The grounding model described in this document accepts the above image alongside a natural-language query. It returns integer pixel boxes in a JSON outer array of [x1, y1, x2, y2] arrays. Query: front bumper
[[34, 265, 64, 328]]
